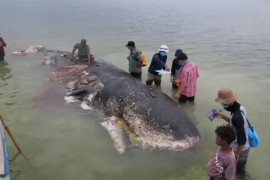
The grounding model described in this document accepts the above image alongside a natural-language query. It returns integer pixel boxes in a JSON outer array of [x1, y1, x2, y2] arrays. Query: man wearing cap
[[125, 41, 142, 78], [215, 88, 250, 176], [170, 49, 183, 89], [70, 39, 95, 64], [146, 45, 170, 86]]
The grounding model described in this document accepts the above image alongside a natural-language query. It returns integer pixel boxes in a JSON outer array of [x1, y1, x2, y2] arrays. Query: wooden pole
[[0, 113, 29, 162]]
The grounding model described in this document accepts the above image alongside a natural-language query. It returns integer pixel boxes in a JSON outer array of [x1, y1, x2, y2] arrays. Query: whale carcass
[[43, 50, 201, 154]]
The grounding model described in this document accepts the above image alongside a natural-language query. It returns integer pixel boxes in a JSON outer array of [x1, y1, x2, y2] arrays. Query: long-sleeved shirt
[[177, 62, 199, 97], [148, 52, 167, 75]]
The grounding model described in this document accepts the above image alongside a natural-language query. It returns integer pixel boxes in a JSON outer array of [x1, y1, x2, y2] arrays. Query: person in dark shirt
[[215, 88, 250, 177], [146, 45, 170, 86], [0, 34, 7, 61], [170, 49, 183, 89]]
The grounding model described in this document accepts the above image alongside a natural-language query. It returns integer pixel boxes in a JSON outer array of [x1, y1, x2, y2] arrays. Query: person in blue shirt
[[146, 45, 170, 86]]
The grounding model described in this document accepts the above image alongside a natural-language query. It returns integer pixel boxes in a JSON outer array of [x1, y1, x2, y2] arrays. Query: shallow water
[[1, 0, 270, 179]]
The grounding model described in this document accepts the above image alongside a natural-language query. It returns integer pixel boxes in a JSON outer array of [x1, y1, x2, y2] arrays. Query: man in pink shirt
[[175, 53, 199, 103]]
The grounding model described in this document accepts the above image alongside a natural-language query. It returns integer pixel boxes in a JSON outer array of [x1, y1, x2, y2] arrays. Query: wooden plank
[[0, 128, 5, 176]]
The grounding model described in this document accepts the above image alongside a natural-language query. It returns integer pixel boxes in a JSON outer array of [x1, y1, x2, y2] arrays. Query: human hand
[[234, 152, 240, 162], [165, 66, 170, 71], [170, 76, 174, 82]]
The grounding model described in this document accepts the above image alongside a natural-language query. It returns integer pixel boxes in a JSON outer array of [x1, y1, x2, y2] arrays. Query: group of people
[[207, 88, 251, 180], [1, 36, 251, 179], [125, 41, 251, 180], [125, 41, 199, 104]]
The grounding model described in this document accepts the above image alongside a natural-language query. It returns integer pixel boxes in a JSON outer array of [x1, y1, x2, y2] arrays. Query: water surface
[[1, 0, 270, 179]]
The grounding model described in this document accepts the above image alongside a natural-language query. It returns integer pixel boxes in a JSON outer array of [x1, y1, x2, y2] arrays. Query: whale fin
[[100, 116, 127, 154]]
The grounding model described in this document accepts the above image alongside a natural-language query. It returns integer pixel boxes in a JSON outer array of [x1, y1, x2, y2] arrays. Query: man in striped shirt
[[175, 53, 199, 104]]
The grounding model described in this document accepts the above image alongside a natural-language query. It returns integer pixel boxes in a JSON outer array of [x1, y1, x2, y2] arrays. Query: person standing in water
[[170, 49, 183, 89], [0, 34, 7, 61], [215, 88, 250, 177], [207, 124, 237, 180], [125, 41, 142, 78], [146, 45, 170, 86]]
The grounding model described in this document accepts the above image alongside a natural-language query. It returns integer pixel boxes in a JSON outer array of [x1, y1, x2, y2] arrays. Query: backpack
[[140, 51, 147, 67], [240, 109, 260, 148]]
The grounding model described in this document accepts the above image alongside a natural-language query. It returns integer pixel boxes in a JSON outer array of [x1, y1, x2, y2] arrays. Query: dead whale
[[43, 50, 201, 153]]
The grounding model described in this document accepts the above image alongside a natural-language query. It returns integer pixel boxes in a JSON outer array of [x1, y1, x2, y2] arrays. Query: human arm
[[170, 60, 176, 81], [70, 44, 78, 60], [232, 113, 246, 160], [175, 83, 185, 98], [215, 112, 230, 123], [224, 157, 237, 180], [174, 71, 186, 98]]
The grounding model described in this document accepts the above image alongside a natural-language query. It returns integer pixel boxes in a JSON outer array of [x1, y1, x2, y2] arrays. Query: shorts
[[178, 95, 195, 103], [146, 73, 161, 86]]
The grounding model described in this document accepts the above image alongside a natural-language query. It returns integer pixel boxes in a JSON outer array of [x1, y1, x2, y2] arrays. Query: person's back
[[125, 41, 142, 78], [179, 62, 198, 96], [71, 39, 94, 63]]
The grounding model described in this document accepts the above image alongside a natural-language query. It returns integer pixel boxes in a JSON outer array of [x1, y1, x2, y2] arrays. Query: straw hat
[[215, 88, 238, 104]]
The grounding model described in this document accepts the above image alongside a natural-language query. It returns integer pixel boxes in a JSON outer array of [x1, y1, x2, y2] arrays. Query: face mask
[[160, 51, 167, 56], [221, 103, 229, 109]]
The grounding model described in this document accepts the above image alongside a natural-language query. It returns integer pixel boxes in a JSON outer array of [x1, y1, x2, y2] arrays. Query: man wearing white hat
[[146, 45, 170, 86]]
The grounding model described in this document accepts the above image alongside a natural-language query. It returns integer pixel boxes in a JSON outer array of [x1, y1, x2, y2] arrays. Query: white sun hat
[[158, 45, 169, 52]]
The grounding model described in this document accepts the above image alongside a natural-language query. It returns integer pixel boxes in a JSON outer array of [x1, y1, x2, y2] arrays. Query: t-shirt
[[73, 43, 90, 58], [207, 146, 236, 180]]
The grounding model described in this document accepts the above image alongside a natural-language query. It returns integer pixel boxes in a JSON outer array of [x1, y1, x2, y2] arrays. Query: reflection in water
[[0, 60, 12, 88]]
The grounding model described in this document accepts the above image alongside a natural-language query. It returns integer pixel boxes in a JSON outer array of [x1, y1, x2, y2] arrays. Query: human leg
[[237, 148, 250, 176], [187, 96, 195, 102], [146, 73, 154, 86], [130, 72, 142, 79], [154, 75, 161, 86], [178, 94, 188, 103]]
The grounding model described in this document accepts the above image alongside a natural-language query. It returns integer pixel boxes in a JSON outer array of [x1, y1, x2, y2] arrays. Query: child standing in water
[[207, 124, 236, 180]]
